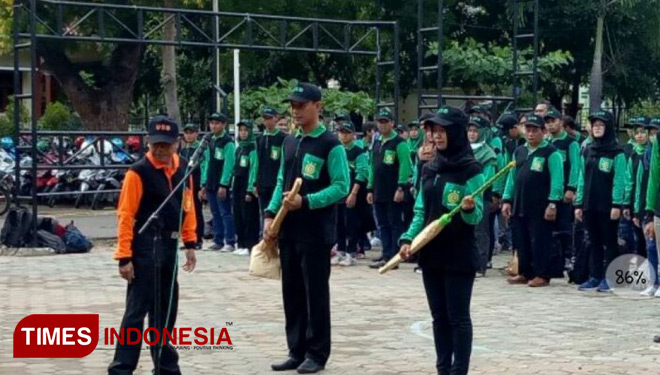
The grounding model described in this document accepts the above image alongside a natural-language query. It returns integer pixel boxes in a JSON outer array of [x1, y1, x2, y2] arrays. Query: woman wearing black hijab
[[398, 105, 484, 375], [574, 110, 627, 293]]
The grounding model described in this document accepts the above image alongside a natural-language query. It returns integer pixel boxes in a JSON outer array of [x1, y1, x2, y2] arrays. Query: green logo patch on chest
[[442, 182, 465, 209], [270, 146, 281, 160], [214, 147, 224, 161], [598, 157, 613, 173], [240, 155, 249, 167], [383, 149, 396, 165], [530, 156, 545, 172], [301, 153, 324, 180]]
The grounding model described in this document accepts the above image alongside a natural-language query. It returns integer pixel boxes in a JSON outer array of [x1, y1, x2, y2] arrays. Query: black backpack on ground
[[1, 207, 34, 248], [36, 229, 67, 254]]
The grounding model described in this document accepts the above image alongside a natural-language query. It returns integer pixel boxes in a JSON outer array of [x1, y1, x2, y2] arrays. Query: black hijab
[[424, 107, 480, 173], [589, 110, 621, 157]]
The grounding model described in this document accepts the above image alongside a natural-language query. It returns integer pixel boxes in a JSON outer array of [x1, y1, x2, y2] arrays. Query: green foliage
[[40, 102, 73, 130], [629, 100, 660, 117], [0, 114, 13, 137], [5, 96, 31, 127], [229, 78, 375, 121], [427, 38, 573, 94]]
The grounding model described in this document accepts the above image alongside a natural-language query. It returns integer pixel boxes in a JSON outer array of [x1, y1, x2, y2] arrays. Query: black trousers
[[487, 211, 497, 262], [374, 202, 404, 260], [193, 189, 204, 246], [422, 267, 475, 375], [336, 203, 363, 254], [555, 201, 574, 261], [279, 240, 332, 365], [258, 186, 275, 215], [475, 208, 491, 272], [584, 211, 619, 280], [108, 238, 180, 375], [512, 214, 553, 280], [233, 183, 260, 250], [336, 203, 346, 252], [633, 224, 647, 257]]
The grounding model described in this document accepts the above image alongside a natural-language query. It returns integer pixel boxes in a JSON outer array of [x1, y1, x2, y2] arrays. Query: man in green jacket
[[199, 112, 236, 252], [264, 83, 349, 374]]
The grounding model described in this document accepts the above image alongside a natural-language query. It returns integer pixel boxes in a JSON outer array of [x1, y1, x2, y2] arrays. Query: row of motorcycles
[[0, 136, 142, 210]]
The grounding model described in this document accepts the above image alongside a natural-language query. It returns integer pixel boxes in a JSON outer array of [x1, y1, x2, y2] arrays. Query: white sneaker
[[654, 287, 660, 298], [330, 253, 344, 266], [640, 286, 658, 297], [234, 248, 250, 256], [338, 254, 356, 266], [220, 244, 235, 253], [370, 237, 382, 247]]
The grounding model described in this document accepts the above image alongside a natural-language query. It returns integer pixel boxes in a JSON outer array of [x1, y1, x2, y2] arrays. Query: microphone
[[188, 133, 213, 168]]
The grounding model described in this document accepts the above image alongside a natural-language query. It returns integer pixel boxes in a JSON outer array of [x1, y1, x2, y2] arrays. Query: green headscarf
[[408, 121, 425, 150], [468, 117, 497, 166], [237, 120, 255, 146]]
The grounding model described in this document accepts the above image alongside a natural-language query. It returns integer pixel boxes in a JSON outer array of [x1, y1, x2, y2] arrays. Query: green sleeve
[[220, 142, 236, 187], [200, 148, 209, 186], [548, 151, 564, 202], [575, 155, 585, 206], [399, 190, 426, 243], [265, 152, 285, 214], [482, 163, 495, 183], [612, 153, 627, 206], [634, 161, 644, 215], [248, 148, 258, 193], [396, 141, 413, 185], [646, 138, 659, 213], [306, 145, 350, 209], [460, 173, 485, 225], [412, 161, 419, 193], [367, 150, 374, 190], [490, 136, 503, 154], [503, 164, 516, 201], [355, 152, 368, 183], [567, 141, 581, 191], [624, 157, 634, 207]]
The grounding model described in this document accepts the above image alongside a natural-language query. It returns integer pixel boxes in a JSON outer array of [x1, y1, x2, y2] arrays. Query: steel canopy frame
[[12, 0, 400, 243]]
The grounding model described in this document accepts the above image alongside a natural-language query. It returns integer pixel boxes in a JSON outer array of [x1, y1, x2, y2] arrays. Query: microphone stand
[[137, 139, 210, 375]]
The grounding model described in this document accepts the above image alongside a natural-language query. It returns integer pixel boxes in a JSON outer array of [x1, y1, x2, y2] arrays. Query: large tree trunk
[[588, 10, 605, 112], [38, 44, 142, 131], [568, 69, 581, 118], [162, 0, 180, 124]]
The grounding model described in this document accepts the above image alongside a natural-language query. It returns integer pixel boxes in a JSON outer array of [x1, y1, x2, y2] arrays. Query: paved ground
[[1, 244, 660, 375]]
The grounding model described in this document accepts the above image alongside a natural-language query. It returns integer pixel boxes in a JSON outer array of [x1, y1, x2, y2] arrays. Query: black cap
[[209, 112, 228, 122], [628, 116, 651, 127], [183, 123, 199, 131], [262, 107, 278, 118], [425, 105, 468, 127], [397, 124, 410, 133], [237, 119, 253, 128], [334, 113, 350, 121], [147, 115, 179, 144], [468, 105, 489, 117], [337, 122, 356, 132], [496, 113, 518, 130], [419, 112, 436, 126], [544, 108, 562, 120], [648, 117, 660, 130], [468, 115, 490, 129], [408, 120, 420, 128], [282, 82, 322, 103], [523, 114, 545, 128], [376, 108, 395, 122], [588, 109, 614, 125]]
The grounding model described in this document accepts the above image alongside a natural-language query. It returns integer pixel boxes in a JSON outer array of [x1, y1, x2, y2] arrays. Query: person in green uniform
[[545, 108, 581, 274], [367, 108, 413, 269], [495, 112, 523, 253], [178, 123, 204, 248], [624, 117, 652, 258], [645, 119, 660, 343], [264, 83, 349, 374], [199, 113, 236, 252], [334, 121, 372, 266], [397, 105, 485, 375], [467, 115, 498, 276], [256, 108, 287, 217], [574, 110, 627, 293], [408, 120, 425, 165], [502, 114, 564, 287], [232, 120, 259, 256], [563, 115, 584, 144]]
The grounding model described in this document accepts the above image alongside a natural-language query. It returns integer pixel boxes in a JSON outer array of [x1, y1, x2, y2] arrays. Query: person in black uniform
[[502, 114, 564, 287], [264, 83, 349, 374], [398, 106, 485, 375], [109, 116, 197, 375], [232, 120, 259, 255], [257, 107, 287, 215], [178, 123, 204, 249]]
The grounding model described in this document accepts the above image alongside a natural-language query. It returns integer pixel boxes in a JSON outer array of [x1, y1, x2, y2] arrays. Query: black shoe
[[271, 357, 303, 371], [371, 255, 383, 262], [297, 358, 325, 374], [654, 335, 660, 343], [369, 260, 385, 269]]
